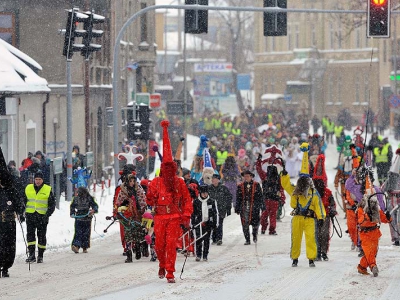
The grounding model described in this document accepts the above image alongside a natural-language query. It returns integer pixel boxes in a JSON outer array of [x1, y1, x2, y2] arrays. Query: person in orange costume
[[147, 120, 193, 283], [356, 176, 392, 277]]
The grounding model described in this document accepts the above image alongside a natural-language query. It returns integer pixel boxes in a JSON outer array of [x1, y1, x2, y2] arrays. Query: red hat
[[313, 154, 327, 185], [161, 120, 173, 163]]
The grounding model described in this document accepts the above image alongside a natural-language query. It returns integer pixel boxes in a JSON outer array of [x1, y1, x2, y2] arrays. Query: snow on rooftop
[[0, 39, 50, 93]]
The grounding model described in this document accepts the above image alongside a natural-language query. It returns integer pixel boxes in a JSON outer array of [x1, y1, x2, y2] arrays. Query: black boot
[[125, 250, 133, 263], [292, 259, 298, 267], [26, 247, 36, 263], [135, 244, 141, 260], [37, 249, 44, 263], [141, 242, 149, 257], [309, 260, 315, 267], [1, 269, 9, 278]]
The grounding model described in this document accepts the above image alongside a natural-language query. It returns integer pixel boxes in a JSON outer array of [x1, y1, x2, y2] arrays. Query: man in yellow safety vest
[[25, 171, 56, 263]]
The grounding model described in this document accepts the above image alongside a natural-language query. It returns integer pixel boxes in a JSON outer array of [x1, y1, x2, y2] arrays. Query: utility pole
[[84, 0, 90, 153]]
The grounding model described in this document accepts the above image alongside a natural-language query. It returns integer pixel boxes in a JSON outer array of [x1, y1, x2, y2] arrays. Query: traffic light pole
[[66, 60, 73, 202], [112, 4, 379, 185]]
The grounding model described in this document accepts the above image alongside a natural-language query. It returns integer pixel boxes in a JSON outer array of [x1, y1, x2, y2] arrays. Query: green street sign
[[136, 93, 150, 105]]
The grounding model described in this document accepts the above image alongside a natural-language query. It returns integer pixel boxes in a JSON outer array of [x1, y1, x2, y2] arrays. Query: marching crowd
[[1, 107, 400, 283]]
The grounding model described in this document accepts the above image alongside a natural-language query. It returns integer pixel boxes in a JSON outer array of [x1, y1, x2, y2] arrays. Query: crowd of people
[[1, 105, 400, 283]]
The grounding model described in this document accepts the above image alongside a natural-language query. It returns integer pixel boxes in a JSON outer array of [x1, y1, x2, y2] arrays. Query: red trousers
[[261, 200, 279, 233], [359, 229, 381, 270], [154, 217, 181, 279], [346, 210, 358, 246]]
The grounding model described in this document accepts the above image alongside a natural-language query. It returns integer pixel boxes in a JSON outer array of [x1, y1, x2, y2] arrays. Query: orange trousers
[[359, 229, 381, 270], [154, 217, 181, 279], [346, 210, 358, 246]]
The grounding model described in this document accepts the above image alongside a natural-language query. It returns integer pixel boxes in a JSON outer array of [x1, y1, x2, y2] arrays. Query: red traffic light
[[372, 0, 386, 5]]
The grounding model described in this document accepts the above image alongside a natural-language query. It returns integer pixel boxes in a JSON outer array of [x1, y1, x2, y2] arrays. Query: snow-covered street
[[2, 132, 400, 300]]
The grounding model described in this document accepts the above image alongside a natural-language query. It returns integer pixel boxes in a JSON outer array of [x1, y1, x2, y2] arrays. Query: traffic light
[[263, 0, 287, 37], [137, 105, 152, 140], [367, 0, 390, 38], [62, 8, 88, 60], [81, 11, 105, 60], [185, 0, 208, 34]]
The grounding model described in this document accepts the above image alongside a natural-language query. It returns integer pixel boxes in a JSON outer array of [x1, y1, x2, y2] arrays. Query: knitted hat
[[299, 142, 310, 176], [199, 184, 209, 194], [34, 171, 44, 179]]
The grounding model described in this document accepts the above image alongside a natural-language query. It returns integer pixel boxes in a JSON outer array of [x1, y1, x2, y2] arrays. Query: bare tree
[[212, 0, 254, 112]]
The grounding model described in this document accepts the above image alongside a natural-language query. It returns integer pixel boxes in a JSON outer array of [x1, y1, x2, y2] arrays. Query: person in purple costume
[[221, 155, 241, 207]]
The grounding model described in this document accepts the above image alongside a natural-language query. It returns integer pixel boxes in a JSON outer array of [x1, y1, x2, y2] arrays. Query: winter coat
[[235, 180, 264, 225], [208, 183, 232, 218], [0, 185, 25, 222], [70, 193, 98, 221], [191, 196, 219, 229]]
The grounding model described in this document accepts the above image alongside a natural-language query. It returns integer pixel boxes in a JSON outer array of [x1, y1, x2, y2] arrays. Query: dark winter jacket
[[0, 185, 25, 222], [235, 180, 264, 225], [70, 194, 98, 221], [208, 183, 232, 218], [191, 196, 219, 229]]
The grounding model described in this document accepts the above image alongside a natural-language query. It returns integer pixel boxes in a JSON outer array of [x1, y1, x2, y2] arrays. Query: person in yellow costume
[[281, 142, 326, 268]]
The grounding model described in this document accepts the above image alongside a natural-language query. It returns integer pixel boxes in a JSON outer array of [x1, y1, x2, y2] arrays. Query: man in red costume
[[147, 120, 193, 283]]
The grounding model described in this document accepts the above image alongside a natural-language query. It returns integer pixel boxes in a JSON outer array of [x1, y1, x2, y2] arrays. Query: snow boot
[[371, 266, 379, 277], [37, 249, 44, 263], [309, 260, 315, 267], [261, 230, 266, 234], [196, 257, 201, 262], [216, 240, 223, 246], [82, 248, 88, 253], [321, 253, 329, 261], [269, 231, 277, 236], [125, 250, 133, 263], [393, 241, 400, 246], [135, 245, 141, 260], [358, 249, 365, 257], [141, 243, 149, 257], [26, 248, 36, 263], [158, 268, 166, 279], [292, 259, 298, 267], [253, 235, 257, 243], [357, 264, 369, 275], [167, 278, 176, 283], [315, 255, 322, 261], [71, 245, 79, 254], [1, 269, 9, 278]]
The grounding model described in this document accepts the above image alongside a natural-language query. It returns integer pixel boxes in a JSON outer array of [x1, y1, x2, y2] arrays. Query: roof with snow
[[0, 39, 50, 94]]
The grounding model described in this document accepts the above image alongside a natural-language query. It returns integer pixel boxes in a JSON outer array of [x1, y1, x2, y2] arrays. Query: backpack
[[262, 165, 281, 201]]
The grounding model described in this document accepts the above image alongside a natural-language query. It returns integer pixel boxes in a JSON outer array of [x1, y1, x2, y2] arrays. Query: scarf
[[199, 195, 209, 223]]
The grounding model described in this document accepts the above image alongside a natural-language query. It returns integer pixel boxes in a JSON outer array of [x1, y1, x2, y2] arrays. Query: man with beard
[[281, 143, 325, 267], [235, 170, 264, 245], [0, 147, 26, 277], [147, 120, 193, 283]]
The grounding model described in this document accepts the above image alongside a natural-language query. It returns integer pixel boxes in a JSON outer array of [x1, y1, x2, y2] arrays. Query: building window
[[329, 22, 334, 49], [383, 40, 387, 63], [355, 28, 361, 48], [364, 75, 369, 103], [263, 77, 268, 94], [0, 12, 16, 46], [287, 24, 292, 50], [271, 77, 275, 93], [328, 75, 333, 104], [140, 3, 147, 42], [355, 75, 360, 103], [337, 22, 342, 49], [337, 75, 342, 104]]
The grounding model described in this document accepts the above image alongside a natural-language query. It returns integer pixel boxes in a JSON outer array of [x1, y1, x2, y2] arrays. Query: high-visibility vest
[[216, 150, 228, 165], [204, 118, 213, 130], [232, 128, 241, 136], [322, 117, 328, 128], [224, 122, 232, 133], [25, 184, 52, 215], [212, 118, 221, 129], [374, 144, 390, 163], [334, 125, 343, 138], [326, 121, 335, 133]]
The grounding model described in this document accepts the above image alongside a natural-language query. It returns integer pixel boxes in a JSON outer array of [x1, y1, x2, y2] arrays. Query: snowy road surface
[[2, 132, 400, 300]]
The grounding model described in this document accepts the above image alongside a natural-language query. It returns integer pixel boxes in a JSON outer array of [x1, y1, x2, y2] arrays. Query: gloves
[[19, 214, 25, 223], [329, 210, 337, 218], [281, 169, 288, 176], [317, 219, 324, 227], [181, 216, 190, 230], [144, 234, 152, 245], [351, 205, 357, 211], [118, 206, 128, 212], [258, 153, 262, 161], [385, 210, 391, 221]]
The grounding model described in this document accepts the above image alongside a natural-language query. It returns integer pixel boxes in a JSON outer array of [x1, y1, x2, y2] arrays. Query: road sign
[[136, 93, 150, 105], [53, 157, 63, 175], [389, 94, 400, 108], [284, 94, 292, 101], [167, 101, 194, 115], [85, 152, 94, 167], [150, 93, 161, 108]]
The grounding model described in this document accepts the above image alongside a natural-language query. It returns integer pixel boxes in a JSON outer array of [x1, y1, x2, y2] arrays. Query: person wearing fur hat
[[235, 170, 264, 245], [24, 171, 56, 263], [0, 147, 26, 278], [147, 120, 193, 283], [356, 176, 392, 277], [281, 143, 326, 267], [313, 154, 337, 261], [192, 185, 219, 261]]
